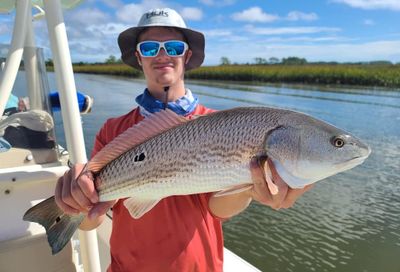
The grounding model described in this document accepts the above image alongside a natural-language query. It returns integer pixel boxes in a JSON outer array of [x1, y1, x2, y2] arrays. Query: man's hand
[[54, 163, 115, 229], [249, 157, 313, 210], [209, 157, 313, 219]]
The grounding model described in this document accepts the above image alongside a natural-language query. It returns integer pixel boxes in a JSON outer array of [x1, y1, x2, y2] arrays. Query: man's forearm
[[208, 190, 253, 219]]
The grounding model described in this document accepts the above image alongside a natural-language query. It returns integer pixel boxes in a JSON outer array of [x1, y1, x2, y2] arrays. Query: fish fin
[[257, 156, 280, 195], [213, 184, 253, 197], [88, 109, 188, 172], [264, 164, 279, 195], [123, 197, 161, 219], [23, 196, 84, 255]]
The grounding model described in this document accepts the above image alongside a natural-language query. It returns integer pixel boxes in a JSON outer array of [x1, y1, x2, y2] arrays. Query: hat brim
[[118, 26, 205, 71]]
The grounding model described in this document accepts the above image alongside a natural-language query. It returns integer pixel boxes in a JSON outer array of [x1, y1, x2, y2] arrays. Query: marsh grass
[[72, 64, 142, 77], [70, 64, 400, 88]]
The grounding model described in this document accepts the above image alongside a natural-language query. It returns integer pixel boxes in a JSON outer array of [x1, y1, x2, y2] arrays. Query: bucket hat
[[118, 8, 205, 71]]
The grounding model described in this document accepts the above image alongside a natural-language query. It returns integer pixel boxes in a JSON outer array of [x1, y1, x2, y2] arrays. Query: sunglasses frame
[[136, 40, 189, 57]]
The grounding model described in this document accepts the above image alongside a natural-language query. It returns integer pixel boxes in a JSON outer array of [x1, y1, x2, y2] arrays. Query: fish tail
[[23, 196, 85, 254]]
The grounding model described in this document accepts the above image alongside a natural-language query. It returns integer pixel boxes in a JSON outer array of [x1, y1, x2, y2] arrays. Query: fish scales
[[96, 108, 284, 201]]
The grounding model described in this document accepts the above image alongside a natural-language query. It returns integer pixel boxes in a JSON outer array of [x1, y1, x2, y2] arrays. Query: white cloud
[[100, 0, 124, 9], [260, 36, 353, 43], [180, 7, 203, 21], [286, 11, 318, 21], [199, 0, 235, 6], [116, 0, 165, 24], [331, 0, 400, 10], [116, 4, 149, 24], [244, 25, 341, 35], [67, 8, 110, 25], [231, 8, 318, 23], [363, 19, 375, 25], [86, 23, 129, 36], [231, 7, 279, 23], [202, 29, 233, 37], [204, 39, 400, 65], [211, 14, 226, 24]]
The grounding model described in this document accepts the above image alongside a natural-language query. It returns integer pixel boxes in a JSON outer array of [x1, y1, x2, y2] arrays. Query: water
[[12, 72, 400, 272]]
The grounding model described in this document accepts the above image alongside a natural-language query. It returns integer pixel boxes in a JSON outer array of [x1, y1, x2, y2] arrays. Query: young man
[[55, 8, 312, 272]]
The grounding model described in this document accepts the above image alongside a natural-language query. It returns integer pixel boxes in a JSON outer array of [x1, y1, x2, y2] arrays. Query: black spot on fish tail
[[48, 213, 84, 254], [23, 196, 84, 254]]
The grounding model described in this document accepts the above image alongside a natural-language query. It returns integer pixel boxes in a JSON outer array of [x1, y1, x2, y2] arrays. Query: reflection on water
[[14, 73, 399, 272]]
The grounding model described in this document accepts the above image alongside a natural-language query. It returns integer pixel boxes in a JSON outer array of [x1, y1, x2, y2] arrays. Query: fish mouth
[[346, 146, 371, 164], [342, 146, 371, 165], [336, 154, 370, 172], [349, 155, 369, 163]]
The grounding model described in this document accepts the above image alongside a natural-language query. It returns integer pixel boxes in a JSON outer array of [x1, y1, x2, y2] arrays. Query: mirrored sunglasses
[[136, 40, 188, 57]]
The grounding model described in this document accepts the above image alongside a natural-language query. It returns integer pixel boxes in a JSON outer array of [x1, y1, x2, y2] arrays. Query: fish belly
[[98, 161, 252, 202]]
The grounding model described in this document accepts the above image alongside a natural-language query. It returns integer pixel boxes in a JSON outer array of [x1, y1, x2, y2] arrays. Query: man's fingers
[[54, 164, 99, 217], [88, 200, 116, 220], [55, 175, 79, 214], [70, 179, 93, 211], [281, 184, 314, 209], [249, 157, 265, 185], [60, 170, 81, 210], [61, 168, 92, 212], [250, 157, 289, 208], [250, 158, 314, 210], [77, 171, 99, 203], [250, 158, 273, 203]]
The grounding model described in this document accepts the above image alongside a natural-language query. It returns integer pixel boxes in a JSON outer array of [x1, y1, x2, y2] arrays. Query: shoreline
[[68, 63, 400, 89]]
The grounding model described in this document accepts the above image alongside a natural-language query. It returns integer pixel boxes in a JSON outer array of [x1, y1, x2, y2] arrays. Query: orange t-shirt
[[91, 105, 224, 272]]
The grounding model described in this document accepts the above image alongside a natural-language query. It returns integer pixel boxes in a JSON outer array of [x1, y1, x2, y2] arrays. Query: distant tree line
[[43, 55, 397, 68], [44, 55, 123, 67], [219, 56, 396, 66]]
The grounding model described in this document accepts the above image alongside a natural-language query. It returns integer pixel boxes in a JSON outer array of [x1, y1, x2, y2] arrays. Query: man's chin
[[155, 76, 175, 86]]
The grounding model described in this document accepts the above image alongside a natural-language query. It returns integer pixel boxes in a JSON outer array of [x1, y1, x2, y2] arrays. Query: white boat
[[0, 1, 261, 271]]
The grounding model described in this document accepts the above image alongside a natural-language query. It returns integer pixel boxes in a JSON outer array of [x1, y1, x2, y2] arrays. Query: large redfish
[[23, 107, 371, 254]]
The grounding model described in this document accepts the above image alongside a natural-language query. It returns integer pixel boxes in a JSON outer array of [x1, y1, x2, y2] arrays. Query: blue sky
[[1, 0, 400, 65]]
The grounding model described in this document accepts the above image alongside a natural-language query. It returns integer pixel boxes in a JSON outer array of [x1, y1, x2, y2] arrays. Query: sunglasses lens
[[165, 41, 186, 56], [139, 42, 160, 56]]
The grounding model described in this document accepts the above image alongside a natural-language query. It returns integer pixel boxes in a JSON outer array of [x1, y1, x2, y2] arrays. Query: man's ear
[[185, 49, 193, 64], [135, 51, 142, 66]]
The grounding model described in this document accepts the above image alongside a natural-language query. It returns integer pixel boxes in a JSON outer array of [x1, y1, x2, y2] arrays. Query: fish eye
[[331, 136, 345, 148]]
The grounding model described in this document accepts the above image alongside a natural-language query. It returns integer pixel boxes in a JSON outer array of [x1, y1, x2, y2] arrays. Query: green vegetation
[[72, 63, 142, 77], [186, 64, 400, 87], [61, 55, 400, 88]]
